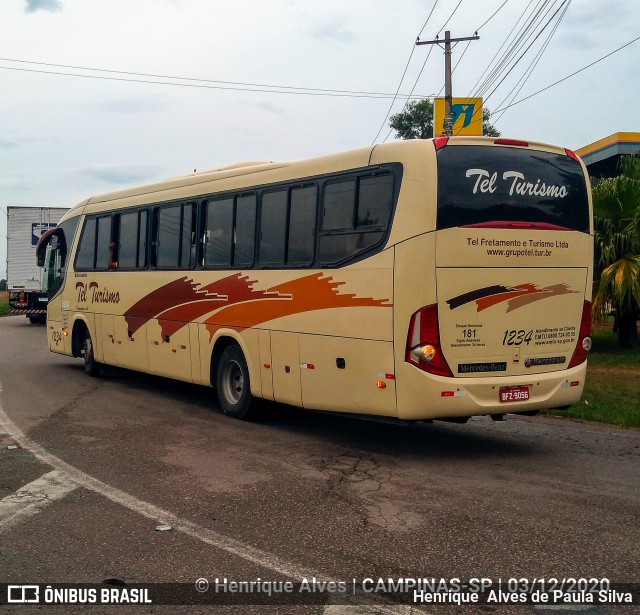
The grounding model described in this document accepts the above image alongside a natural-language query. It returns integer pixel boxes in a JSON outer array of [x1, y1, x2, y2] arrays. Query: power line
[[0, 64, 431, 100], [455, 0, 568, 135], [494, 33, 640, 114], [370, 1, 440, 144], [476, 0, 511, 31], [437, 0, 464, 36], [493, 0, 570, 121], [473, 0, 552, 98], [468, 0, 537, 95], [433, 1, 513, 99], [369, 46, 419, 143], [417, 1, 440, 39], [483, 0, 570, 103], [382, 44, 437, 143], [0, 56, 428, 98]]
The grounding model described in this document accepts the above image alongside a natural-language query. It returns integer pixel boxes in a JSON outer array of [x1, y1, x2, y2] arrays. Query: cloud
[[310, 19, 357, 44], [87, 96, 173, 114], [25, 0, 63, 13], [559, 0, 635, 49], [239, 100, 285, 115], [82, 164, 163, 186], [0, 139, 19, 150]]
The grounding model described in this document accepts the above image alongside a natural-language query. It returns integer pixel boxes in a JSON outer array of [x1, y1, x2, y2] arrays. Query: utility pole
[[416, 31, 479, 136]]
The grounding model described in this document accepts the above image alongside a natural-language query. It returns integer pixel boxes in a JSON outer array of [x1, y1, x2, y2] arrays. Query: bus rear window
[[436, 146, 590, 232]]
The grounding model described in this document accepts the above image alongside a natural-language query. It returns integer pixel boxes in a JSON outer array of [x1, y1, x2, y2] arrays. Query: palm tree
[[592, 155, 640, 347]]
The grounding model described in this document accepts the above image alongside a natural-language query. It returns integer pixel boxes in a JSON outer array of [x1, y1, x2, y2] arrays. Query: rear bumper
[[8, 291, 48, 315], [9, 309, 47, 315], [396, 361, 588, 420]]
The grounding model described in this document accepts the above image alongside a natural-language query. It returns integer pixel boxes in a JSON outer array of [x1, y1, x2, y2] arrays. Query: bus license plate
[[499, 386, 530, 403]]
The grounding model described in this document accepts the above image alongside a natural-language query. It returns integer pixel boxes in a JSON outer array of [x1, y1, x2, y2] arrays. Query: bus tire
[[215, 345, 254, 420], [82, 330, 101, 377]]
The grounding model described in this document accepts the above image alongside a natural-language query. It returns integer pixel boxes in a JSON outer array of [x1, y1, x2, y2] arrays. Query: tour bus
[[37, 137, 593, 422]]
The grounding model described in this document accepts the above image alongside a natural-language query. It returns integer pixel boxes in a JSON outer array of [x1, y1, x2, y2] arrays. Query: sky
[[1, 0, 639, 278]]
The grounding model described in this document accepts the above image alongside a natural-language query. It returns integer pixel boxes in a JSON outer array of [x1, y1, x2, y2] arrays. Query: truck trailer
[[6, 206, 70, 323]]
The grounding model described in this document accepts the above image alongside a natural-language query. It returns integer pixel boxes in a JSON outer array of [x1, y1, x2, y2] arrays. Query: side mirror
[[36, 227, 62, 267]]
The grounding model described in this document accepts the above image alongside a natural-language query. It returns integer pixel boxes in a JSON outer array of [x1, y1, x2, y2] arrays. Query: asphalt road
[[0, 315, 638, 614]]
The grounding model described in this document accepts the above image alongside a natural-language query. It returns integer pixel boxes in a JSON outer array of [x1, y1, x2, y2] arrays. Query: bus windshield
[[436, 145, 590, 232]]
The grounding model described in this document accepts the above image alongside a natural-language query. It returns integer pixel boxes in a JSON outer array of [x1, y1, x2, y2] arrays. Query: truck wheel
[[215, 345, 255, 420], [29, 315, 45, 324], [82, 331, 101, 377]]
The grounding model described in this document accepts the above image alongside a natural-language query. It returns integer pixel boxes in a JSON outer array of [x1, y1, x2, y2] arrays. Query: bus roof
[[59, 137, 572, 222]]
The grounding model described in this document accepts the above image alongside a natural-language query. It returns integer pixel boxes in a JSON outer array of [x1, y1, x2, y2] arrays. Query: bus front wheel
[[215, 345, 254, 420]]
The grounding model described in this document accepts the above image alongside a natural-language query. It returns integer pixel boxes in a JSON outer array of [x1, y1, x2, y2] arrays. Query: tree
[[592, 154, 640, 347], [389, 99, 501, 139]]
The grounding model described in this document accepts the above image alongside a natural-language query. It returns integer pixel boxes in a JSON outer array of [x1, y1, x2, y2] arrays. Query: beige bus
[[37, 137, 593, 422]]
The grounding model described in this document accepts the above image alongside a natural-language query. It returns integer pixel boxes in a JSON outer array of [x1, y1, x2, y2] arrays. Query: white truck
[[6, 206, 70, 323]]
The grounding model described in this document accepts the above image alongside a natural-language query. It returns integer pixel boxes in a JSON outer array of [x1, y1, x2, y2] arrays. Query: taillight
[[405, 304, 453, 377], [434, 137, 449, 151], [565, 148, 580, 162], [568, 301, 592, 368], [494, 138, 529, 147]]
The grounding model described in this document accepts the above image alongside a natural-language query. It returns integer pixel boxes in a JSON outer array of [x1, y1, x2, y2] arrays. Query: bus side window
[[95, 215, 112, 270], [259, 190, 287, 266], [288, 185, 316, 265], [357, 175, 393, 227], [319, 174, 392, 265], [181, 203, 197, 268], [233, 194, 256, 268], [118, 212, 136, 269], [118, 210, 148, 270], [322, 180, 356, 231], [204, 198, 233, 267], [154, 203, 196, 269], [75, 217, 97, 270], [156, 205, 182, 268], [138, 210, 148, 268]]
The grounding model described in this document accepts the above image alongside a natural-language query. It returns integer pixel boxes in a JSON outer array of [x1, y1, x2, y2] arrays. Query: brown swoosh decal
[[506, 284, 577, 312], [476, 283, 543, 312], [448, 282, 578, 313], [124, 277, 206, 334], [204, 273, 391, 339], [155, 274, 287, 339]]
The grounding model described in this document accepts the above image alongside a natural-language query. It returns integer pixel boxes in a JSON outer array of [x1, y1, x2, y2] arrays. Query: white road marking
[[0, 470, 77, 534], [0, 401, 414, 614]]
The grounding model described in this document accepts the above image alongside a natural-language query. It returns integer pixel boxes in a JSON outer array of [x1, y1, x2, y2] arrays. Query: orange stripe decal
[[123, 273, 391, 340]]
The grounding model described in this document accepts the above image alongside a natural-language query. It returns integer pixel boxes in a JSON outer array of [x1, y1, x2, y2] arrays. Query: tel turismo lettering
[[466, 169, 568, 198], [76, 281, 120, 304]]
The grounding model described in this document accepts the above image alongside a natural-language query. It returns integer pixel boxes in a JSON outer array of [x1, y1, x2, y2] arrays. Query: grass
[[0, 291, 9, 317], [544, 326, 640, 428]]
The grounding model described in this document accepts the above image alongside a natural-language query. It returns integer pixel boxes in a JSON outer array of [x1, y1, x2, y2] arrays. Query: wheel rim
[[221, 359, 243, 405], [83, 337, 93, 370]]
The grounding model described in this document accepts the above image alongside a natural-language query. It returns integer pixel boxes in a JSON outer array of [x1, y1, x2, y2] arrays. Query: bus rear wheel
[[82, 331, 101, 377], [215, 345, 254, 420]]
